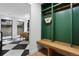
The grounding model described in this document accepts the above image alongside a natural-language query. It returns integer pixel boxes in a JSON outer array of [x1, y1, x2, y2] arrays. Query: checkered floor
[[2, 41, 29, 56]]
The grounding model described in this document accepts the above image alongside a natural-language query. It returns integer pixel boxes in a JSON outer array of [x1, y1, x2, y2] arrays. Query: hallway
[[0, 3, 30, 56]]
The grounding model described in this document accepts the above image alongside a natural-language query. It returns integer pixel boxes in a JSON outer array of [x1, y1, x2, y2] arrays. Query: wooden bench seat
[[37, 39, 79, 56]]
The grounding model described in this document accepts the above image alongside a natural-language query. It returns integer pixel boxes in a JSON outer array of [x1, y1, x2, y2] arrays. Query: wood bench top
[[37, 39, 79, 56]]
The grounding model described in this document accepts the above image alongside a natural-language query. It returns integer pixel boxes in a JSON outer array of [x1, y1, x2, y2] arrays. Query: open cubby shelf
[[72, 3, 79, 7], [42, 7, 51, 12], [53, 3, 59, 6], [53, 3, 66, 8], [53, 4, 70, 12], [41, 3, 79, 47], [42, 3, 52, 10], [42, 8, 51, 15]]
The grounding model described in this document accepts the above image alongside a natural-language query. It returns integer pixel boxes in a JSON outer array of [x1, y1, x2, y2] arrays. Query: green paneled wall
[[73, 6, 79, 45], [42, 14, 53, 40], [54, 9, 71, 43], [41, 3, 79, 46]]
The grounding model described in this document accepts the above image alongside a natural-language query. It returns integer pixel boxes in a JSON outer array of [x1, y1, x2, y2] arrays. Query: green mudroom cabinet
[[41, 3, 79, 46]]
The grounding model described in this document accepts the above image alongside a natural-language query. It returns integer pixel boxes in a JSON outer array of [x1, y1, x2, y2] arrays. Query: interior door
[[1, 19, 12, 41]]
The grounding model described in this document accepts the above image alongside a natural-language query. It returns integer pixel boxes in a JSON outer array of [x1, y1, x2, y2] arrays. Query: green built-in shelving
[[41, 3, 79, 46]]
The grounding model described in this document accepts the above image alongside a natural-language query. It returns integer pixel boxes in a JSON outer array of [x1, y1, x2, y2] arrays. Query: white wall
[[29, 3, 41, 54], [12, 17, 18, 39], [24, 14, 30, 32], [24, 20, 28, 32]]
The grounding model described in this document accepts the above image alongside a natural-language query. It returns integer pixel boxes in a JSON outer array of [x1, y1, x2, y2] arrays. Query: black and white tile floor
[[2, 41, 29, 56]]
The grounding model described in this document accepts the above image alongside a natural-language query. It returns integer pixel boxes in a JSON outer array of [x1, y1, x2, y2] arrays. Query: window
[[1, 19, 12, 37], [17, 21, 24, 35]]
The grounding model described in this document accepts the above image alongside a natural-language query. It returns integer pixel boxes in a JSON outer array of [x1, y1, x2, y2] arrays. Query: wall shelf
[[42, 7, 51, 12], [72, 3, 79, 7], [53, 3, 62, 7], [53, 3, 70, 12], [43, 11, 51, 15]]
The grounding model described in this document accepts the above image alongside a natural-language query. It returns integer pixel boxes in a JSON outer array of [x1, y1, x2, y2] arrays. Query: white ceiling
[[0, 3, 30, 19]]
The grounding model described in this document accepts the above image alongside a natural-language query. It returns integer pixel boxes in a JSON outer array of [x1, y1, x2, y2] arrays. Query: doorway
[[1, 19, 12, 44]]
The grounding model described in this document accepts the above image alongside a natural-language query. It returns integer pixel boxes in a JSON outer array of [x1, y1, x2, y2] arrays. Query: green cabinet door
[[54, 9, 71, 43], [72, 6, 79, 45], [42, 15, 51, 39]]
